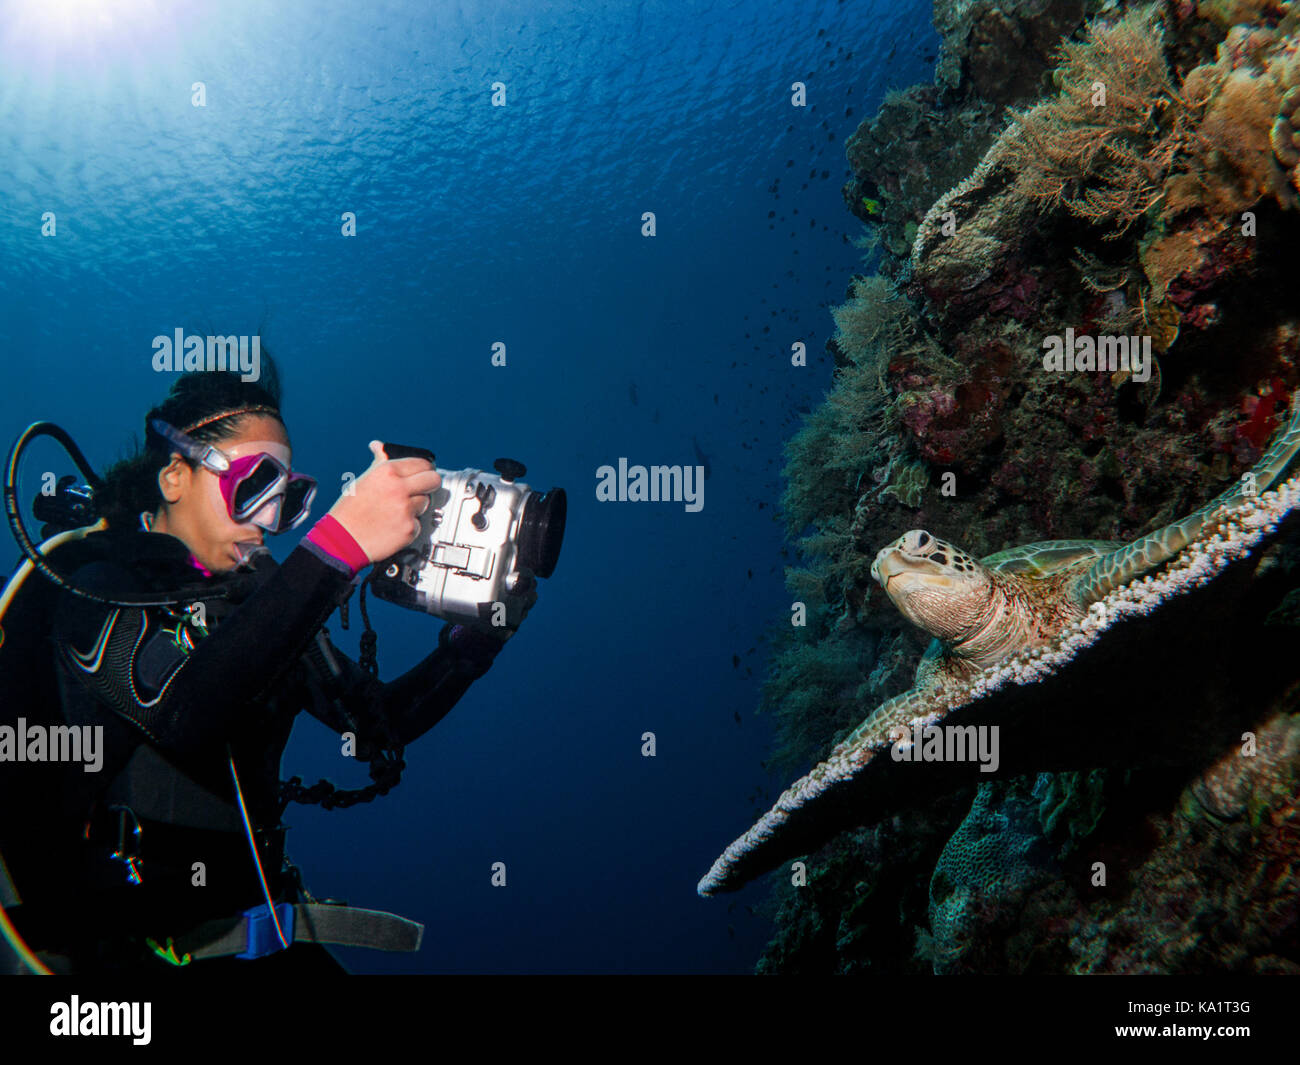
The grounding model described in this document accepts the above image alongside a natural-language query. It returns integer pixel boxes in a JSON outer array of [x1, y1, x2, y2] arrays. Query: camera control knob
[[494, 458, 527, 482]]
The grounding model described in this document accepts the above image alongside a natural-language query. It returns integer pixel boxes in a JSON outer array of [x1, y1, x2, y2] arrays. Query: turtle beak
[[872, 548, 907, 590]]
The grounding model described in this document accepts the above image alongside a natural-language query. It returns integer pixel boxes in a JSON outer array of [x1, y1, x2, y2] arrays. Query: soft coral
[[1234, 377, 1289, 456]]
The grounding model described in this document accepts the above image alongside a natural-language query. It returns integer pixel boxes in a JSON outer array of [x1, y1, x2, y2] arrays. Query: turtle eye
[[917, 532, 931, 547]]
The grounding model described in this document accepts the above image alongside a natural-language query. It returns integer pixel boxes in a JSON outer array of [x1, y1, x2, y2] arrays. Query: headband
[[179, 405, 282, 435]]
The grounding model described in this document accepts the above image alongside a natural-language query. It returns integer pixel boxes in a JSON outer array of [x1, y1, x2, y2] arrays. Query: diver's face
[[154, 415, 292, 574]]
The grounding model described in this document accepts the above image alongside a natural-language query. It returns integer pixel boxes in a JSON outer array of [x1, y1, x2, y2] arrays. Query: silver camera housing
[[369, 466, 554, 629]]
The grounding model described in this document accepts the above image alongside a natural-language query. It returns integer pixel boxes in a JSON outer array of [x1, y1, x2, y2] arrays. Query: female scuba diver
[[0, 357, 526, 973]]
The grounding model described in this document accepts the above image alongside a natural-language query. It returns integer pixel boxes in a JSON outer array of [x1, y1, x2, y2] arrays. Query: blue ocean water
[[0, 0, 937, 973]]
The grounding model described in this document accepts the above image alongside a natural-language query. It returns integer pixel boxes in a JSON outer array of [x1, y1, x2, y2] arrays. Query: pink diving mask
[[149, 418, 317, 534]]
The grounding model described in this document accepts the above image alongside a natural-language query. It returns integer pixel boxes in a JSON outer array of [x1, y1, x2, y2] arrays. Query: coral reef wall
[[759, 0, 1300, 972]]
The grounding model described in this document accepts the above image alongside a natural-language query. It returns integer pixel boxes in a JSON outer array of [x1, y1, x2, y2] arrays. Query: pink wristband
[[305, 514, 371, 577]]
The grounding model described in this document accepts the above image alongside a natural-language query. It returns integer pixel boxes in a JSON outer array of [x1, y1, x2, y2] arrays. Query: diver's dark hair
[[96, 353, 286, 531]]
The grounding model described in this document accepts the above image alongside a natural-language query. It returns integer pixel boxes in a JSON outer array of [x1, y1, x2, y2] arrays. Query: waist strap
[[174, 902, 424, 962]]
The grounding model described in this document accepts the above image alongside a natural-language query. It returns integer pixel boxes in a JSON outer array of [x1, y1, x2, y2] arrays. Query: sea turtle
[[698, 399, 1300, 897], [870, 393, 1300, 701]]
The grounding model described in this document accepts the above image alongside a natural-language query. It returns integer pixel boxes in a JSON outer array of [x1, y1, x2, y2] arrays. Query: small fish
[[860, 196, 882, 216], [733, 711, 742, 725], [629, 382, 638, 406], [691, 435, 712, 480]]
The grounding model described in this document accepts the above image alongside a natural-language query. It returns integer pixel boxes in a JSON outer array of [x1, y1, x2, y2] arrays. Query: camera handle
[[379, 442, 436, 465]]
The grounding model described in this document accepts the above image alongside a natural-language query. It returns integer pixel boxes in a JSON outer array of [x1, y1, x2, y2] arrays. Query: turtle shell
[[980, 539, 1124, 579]]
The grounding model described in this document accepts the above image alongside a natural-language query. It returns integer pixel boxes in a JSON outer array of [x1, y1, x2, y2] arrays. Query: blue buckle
[[237, 903, 295, 960]]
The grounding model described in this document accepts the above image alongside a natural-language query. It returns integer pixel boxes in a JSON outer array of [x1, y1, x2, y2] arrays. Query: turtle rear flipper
[[1077, 390, 1300, 602]]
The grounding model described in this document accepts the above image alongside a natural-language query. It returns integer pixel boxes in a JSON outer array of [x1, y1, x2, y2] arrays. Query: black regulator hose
[[4, 421, 243, 607]]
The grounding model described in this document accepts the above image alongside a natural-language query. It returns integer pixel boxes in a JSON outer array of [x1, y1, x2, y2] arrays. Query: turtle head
[[871, 529, 994, 642]]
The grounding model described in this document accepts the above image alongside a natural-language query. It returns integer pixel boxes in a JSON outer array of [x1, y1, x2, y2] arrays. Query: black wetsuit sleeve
[[53, 543, 354, 759], [300, 625, 503, 747]]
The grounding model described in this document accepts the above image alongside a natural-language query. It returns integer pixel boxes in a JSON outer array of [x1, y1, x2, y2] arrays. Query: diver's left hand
[[486, 579, 538, 645], [475, 579, 535, 644]]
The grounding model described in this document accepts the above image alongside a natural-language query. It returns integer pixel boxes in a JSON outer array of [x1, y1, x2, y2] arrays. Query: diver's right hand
[[323, 441, 441, 563]]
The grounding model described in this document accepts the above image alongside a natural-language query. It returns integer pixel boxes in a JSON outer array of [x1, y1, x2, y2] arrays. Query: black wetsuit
[[0, 526, 502, 972]]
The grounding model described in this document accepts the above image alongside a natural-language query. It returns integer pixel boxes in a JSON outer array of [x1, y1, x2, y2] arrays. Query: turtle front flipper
[[841, 686, 937, 748], [698, 684, 943, 896], [1077, 390, 1300, 602]]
